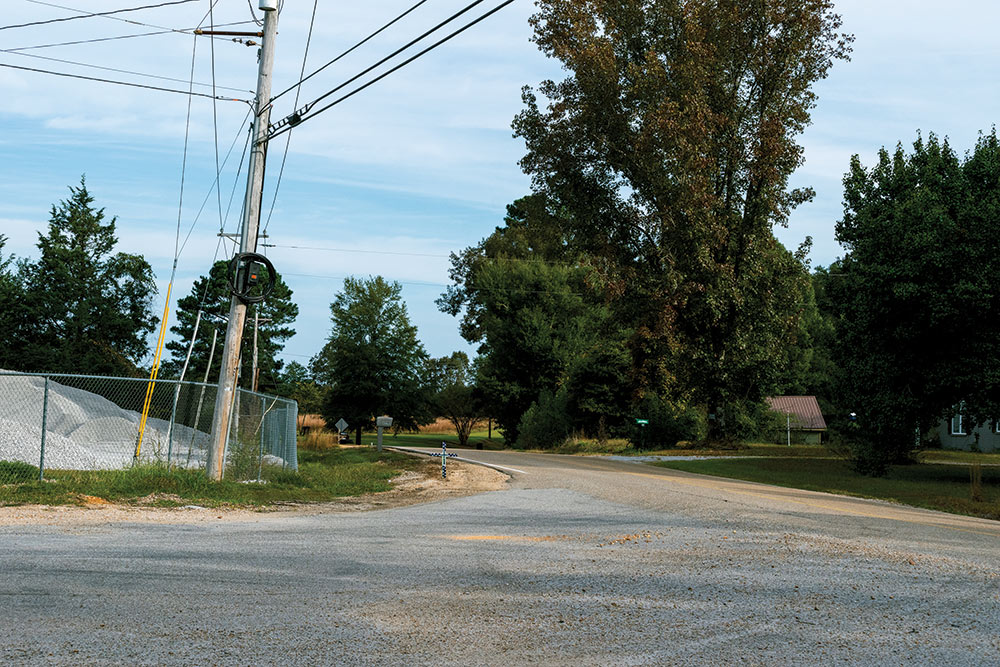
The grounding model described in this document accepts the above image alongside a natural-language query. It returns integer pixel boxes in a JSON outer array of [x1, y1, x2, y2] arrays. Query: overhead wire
[[261, 0, 319, 237], [135, 27, 201, 459], [0, 61, 250, 101], [267, 0, 516, 142], [1, 0, 199, 31], [0, 48, 251, 93], [269, 0, 429, 104], [267, 0, 488, 135], [3, 20, 256, 52]]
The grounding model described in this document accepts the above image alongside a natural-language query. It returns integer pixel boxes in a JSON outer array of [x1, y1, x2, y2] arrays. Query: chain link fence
[[0, 372, 297, 495]]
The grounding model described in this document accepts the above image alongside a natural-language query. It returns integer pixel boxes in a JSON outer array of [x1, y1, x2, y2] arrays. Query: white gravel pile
[[0, 374, 211, 470]]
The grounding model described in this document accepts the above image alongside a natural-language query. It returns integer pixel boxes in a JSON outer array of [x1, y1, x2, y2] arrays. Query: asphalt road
[[2, 449, 998, 666]]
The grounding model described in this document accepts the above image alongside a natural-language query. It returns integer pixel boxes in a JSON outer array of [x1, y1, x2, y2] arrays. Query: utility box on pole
[[206, 0, 279, 481]]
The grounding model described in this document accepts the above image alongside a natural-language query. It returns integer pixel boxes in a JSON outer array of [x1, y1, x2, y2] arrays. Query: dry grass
[[298, 414, 327, 431], [418, 417, 486, 435], [299, 430, 340, 451]]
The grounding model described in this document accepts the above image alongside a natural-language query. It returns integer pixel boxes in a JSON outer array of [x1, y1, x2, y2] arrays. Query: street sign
[[635, 419, 649, 425], [376, 416, 393, 428], [335, 418, 348, 433]]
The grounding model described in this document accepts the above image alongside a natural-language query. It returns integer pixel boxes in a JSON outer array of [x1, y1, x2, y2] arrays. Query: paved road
[[1, 449, 998, 665]]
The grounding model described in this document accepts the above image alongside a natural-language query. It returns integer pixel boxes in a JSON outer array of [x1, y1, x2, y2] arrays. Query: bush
[[517, 389, 572, 449], [0, 460, 40, 483], [628, 396, 705, 449]]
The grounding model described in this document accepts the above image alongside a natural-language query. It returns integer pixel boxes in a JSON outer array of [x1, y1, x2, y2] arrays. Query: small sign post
[[335, 418, 348, 443], [635, 418, 648, 450], [427, 441, 458, 478]]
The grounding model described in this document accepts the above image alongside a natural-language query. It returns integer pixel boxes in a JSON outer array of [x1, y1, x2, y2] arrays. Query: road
[[1, 449, 998, 665]]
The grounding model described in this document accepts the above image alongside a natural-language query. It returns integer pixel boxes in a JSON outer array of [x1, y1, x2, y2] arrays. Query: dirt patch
[[0, 458, 509, 527]]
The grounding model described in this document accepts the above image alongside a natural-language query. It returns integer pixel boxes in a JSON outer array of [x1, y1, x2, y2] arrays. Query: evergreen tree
[[164, 259, 297, 393], [15, 178, 157, 375]]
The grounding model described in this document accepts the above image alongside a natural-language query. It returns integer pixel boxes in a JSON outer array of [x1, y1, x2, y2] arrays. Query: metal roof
[[766, 396, 827, 431]]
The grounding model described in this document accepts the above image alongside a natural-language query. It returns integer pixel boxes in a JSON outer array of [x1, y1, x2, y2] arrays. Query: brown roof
[[766, 396, 827, 431]]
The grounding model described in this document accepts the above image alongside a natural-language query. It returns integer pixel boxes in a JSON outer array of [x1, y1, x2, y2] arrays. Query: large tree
[[164, 259, 297, 393], [833, 132, 1000, 473], [313, 276, 431, 442], [12, 179, 158, 375], [513, 0, 852, 440]]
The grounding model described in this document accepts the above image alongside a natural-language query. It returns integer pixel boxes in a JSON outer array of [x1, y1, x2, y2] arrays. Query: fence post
[[257, 396, 266, 483], [39, 377, 49, 481]]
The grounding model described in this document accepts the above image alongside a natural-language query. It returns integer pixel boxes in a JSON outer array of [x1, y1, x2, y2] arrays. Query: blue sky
[[2, 0, 999, 371]]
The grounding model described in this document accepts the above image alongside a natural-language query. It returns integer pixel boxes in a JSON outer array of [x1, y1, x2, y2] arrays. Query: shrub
[[517, 389, 572, 449], [628, 395, 705, 449]]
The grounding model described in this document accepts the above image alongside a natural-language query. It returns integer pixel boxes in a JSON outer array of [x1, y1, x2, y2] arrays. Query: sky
[[2, 0, 999, 374]]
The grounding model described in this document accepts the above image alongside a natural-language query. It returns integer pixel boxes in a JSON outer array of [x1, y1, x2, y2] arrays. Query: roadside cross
[[426, 441, 458, 478]]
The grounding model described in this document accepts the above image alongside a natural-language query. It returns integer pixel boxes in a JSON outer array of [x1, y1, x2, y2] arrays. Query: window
[[950, 413, 965, 436]]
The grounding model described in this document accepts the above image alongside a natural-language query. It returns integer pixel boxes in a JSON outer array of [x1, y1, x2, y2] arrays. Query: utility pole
[[206, 0, 279, 481]]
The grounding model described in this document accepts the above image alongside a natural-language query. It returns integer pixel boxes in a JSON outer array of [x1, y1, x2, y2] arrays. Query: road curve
[[1, 448, 997, 665]]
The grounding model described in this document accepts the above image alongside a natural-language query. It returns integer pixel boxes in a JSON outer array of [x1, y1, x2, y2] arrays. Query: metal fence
[[0, 372, 297, 493]]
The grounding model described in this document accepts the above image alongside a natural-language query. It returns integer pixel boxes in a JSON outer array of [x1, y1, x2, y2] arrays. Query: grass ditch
[[0, 448, 416, 508], [653, 457, 1000, 520]]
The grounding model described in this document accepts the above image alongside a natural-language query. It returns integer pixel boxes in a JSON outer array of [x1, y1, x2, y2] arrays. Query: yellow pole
[[134, 280, 174, 461]]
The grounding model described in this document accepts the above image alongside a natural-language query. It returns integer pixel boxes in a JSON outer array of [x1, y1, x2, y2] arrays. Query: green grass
[[0, 448, 416, 508], [654, 457, 1000, 520], [551, 437, 833, 458], [919, 449, 1000, 465]]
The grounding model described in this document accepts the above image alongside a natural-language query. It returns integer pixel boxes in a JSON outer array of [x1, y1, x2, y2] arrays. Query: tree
[[277, 361, 324, 416], [0, 236, 25, 370], [833, 132, 1000, 473], [513, 0, 852, 440], [164, 260, 297, 393], [313, 276, 432, 442], [13, 178, 158, 375]]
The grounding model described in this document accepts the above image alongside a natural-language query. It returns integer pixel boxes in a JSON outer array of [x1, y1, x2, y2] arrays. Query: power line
[[1, 0, 199, 31], [4, 20, 256, 52], [0, 61, 251, 101], [263, 242, 587, 268], [267, 0, 488, 136], [0, 48, 251, 93], [279, 271, 591, 297], [262, 0, 319, 236], [267, 0, 515, 142], [269, 0, 430, 104]]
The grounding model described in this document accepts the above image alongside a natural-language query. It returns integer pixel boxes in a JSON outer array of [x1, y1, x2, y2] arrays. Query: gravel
[[0, 453, 997, 665]]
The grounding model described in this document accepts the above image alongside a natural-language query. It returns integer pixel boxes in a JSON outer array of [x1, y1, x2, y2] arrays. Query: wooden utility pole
[[206, 0, 279, 481]]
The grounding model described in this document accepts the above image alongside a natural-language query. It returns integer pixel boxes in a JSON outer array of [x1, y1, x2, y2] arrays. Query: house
[[765, 396, 827, 445], [939, 411, 1000, 453]]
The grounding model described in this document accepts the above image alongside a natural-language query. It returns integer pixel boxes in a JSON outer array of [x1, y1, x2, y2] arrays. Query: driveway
[[1, 449, 997, 665]]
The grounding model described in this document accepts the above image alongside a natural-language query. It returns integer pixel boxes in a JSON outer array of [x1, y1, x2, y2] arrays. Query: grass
[[653, 457, 1000, 520], [919, 448, 1000, 465], [550, 437, 834, 458], [0, 448, 416, 508]]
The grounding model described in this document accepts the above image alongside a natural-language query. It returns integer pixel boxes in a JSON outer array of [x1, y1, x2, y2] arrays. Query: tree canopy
[[314, 276, 431, 441], [441, 1, 851, 445], [833, 131, 1000, 472]]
